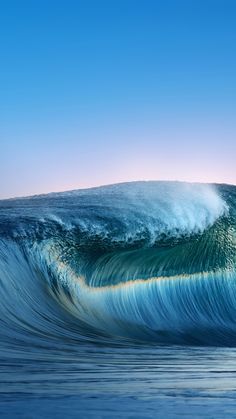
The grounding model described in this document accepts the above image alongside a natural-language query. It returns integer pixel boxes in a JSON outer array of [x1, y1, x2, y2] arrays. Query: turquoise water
[[0, 181, 236, 417]]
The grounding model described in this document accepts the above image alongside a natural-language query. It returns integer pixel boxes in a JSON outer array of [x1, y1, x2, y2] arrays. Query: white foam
[[73, 181, 228, 242], [32, 181, 228, 243]]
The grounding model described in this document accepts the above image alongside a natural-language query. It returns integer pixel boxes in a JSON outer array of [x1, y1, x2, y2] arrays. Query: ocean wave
[[0, 181, 235, 347]]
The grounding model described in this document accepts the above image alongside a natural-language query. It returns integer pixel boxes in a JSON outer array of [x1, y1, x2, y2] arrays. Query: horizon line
[[1, 179, 235, 202]]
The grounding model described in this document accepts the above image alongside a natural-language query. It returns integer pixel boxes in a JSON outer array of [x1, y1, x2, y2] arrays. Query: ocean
[[1, 181, 236, 418]]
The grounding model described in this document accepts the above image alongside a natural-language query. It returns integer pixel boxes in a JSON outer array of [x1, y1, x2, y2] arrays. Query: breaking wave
[[0, 181, 235, 347]]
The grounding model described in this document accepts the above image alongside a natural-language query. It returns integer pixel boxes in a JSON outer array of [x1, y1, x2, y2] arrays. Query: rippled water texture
[[1, 181, 236, 417]]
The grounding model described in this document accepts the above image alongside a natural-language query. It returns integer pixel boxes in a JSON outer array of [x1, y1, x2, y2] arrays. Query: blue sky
[[1, 0, 236, 198]]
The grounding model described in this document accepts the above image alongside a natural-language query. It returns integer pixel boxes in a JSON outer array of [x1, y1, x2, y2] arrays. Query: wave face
[[0, 181, 236, 347]]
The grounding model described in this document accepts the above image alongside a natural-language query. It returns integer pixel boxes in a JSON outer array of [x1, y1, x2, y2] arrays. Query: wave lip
[[54, 181, 229, 242]]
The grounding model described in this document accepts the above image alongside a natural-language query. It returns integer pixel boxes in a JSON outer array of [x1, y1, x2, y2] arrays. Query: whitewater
[[1, 181, 236, 418]]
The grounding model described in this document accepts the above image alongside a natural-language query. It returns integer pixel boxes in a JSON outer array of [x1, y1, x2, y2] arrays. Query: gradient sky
[[0, 0, 236, 198]]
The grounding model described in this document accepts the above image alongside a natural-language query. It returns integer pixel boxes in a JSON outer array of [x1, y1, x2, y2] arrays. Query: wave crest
[[44, 181, 228, 246]]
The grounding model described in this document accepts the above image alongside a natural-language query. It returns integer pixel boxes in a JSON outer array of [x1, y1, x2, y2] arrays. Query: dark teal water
[[1, 181, 236, 417]]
